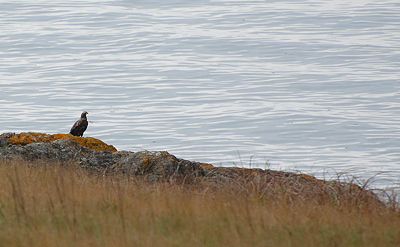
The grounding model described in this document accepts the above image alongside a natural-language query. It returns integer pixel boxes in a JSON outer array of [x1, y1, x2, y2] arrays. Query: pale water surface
[[1, 0, 399, 187]]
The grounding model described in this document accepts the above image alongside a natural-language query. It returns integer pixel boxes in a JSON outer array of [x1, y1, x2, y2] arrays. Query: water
[[1, 0, 399, 187]]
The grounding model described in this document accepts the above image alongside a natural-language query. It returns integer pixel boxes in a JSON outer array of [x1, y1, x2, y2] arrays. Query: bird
[[70, 111, 89, 137]]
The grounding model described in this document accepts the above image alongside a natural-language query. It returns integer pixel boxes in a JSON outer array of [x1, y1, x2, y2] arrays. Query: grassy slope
[[0, 160, 399, 247]]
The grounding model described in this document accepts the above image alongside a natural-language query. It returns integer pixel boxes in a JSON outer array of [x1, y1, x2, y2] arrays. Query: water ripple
[[1, 0, 400, 187]]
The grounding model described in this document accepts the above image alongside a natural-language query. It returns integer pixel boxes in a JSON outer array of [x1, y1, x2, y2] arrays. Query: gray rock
[[0, 132, 14, 147], [0, 137, 204, 181]]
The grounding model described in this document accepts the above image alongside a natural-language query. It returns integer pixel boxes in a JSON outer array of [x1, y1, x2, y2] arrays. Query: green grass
[[0, 159, 399, 247]]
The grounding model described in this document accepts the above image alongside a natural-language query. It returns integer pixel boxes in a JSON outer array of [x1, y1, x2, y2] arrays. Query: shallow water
[[1, 0, 400, 187]]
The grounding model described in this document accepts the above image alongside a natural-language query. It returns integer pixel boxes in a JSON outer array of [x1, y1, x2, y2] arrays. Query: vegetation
[[0, 159, 400, 247]]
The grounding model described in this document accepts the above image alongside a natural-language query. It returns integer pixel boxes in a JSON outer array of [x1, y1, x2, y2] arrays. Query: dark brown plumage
[[70, 111, 89, 137]]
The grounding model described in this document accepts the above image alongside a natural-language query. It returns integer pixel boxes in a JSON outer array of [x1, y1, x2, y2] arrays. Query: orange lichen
[[298, 173, 316, 180], [71, 136, 117, 153], [198, 162, 214, 169], [6, 132, 51, 145], [6, 132, 117, 152]]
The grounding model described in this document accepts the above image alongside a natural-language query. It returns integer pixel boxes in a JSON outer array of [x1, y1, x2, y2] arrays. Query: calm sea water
[[1, 0, 399, 187]]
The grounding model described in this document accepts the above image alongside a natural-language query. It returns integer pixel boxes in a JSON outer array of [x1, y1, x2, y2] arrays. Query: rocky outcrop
[[2, 132, 116, 152], [0, 132, 203, 181], [0, 132, 385, 208]]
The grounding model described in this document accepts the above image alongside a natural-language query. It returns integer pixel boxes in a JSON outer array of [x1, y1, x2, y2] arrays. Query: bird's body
[[70, 111, 89, 137]]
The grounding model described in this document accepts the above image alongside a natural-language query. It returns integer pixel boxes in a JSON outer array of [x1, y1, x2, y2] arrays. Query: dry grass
[[0, 159, 400, 247]]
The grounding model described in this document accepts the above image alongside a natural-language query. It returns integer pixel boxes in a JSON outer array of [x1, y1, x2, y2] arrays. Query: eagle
[[70, 111, 89, 137]]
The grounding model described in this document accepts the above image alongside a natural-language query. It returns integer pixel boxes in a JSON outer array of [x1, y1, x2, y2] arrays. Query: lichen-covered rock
[[0, 138, 89, 162], [77, 150, 205, 181], [0, 133, 205, 181], [1, 132, 116, 152]]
